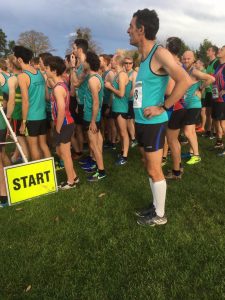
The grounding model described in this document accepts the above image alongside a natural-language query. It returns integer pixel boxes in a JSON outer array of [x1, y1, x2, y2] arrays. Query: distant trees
[[0, 29, 16, 57], [68, 27, 102, 54], [17, 30, 53, 56]]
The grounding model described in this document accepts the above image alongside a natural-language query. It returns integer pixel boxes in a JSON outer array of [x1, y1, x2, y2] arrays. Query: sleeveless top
[[12, 74, 22, 120], [102, 70, 112, 105], [112, 71, 130, 113], [133, 44, 169, 124], [51, 81, 74, 126], [184, 67, 201, 109], [212, 63, 225, 103], [83, 74, 104, 122], [23, 69, 46, 120]]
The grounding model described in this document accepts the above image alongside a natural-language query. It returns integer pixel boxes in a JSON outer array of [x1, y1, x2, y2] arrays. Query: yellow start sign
[[4, 157, 58, 205]]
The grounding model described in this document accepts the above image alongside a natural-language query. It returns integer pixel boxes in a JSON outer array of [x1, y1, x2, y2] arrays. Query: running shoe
[[78, 156, 93, 165], [137, 214, 167, 226], [214, 142, 224, 149], [196, 127, 205, 133], [186, 155, 201, 165], [59, 181, 76, 190], [135, 204, 155, 218], [161, 157, 167, 166], [81, 162, 96, 170], [87, 171, 107, 182], [131, 139, 138, 148], [116, 157, 127, 165], [165, 171, 182, 180], [217, 150, 225, 157], [58, 177, 79, 188]]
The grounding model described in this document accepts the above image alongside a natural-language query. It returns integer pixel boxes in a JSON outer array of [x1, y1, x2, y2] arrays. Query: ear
[[139, 25, 145, 35], [18, 57, 23, 64]]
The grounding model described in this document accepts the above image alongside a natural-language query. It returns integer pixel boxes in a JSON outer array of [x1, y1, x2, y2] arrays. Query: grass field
[[0, 136, 225, 299]]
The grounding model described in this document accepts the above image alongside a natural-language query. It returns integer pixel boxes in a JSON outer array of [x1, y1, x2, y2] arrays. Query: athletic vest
[[51, 82, 74, 126], [12, 75, 22, 120], [133, 44, 169, 124], [0, 72, 11, 95], [212, 63, 225, 103], [102, 70, 112, 105], [127, 70, 134, 101], [76, 64, 88, 105], [205, 59, 219, 93], [112, 71, 130, 113], [23, 70, 46, 120], [0, 87, 6, 130], [83, 74, 103, 122], [184, 67, 202, 109]]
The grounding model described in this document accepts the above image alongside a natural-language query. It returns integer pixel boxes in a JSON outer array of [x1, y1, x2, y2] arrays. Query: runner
[[6, 55, 30, 162], [203, 46, 220, 138], [99, 54, 115, 148], [127, 9, 191, 226], [13, 45, 51, 161], [105, 54, 130, 165], [82, 51, 106, 181], [182, 50, 215, 165], [123, 56, 138, 147], [164, 37, 187, 179], [211, 45, 225, 156], [45, 56, 79, 189], [70, 39, 89, 156]]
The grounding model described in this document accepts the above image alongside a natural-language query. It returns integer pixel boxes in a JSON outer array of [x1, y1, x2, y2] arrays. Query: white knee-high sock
[[149, 177, 156, 208], [151, 180, 167, 217]]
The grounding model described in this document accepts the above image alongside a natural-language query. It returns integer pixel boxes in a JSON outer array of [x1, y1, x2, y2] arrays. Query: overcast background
[[1, 0, 224, 55]]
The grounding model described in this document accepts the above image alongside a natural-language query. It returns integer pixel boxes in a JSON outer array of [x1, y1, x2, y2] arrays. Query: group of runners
[[0, 8, 224, 226]]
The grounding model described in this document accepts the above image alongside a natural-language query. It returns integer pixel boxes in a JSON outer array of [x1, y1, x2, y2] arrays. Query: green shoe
[[186, 155, 201, 165]]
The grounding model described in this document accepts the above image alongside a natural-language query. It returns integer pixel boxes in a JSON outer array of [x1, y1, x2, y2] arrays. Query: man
[[70, 39, 89, 156], [123, 56, 138, 147], [212, 45, 225, 156], [204, 46, 219, 138], [45, 56, 79, 189], [127, 9, 191, 226], [13, 45, 51, 161], [82, 51, 105, 181]]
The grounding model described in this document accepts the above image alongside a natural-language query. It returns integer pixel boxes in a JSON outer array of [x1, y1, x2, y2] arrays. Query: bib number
[[212, 85, 219, 99], [133, 81, 143, 108]]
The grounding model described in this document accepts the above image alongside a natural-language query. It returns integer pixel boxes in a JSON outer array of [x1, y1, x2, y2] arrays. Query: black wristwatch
[[162, 104, 169, 111]]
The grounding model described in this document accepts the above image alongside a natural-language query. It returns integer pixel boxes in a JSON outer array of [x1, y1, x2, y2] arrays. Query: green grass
[[0, 136, 225, 299]]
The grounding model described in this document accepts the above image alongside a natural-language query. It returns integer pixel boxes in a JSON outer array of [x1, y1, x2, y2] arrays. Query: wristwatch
[[161, 104, 169, 111]]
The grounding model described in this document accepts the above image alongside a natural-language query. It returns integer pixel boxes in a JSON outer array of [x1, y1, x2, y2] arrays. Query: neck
[[138, 39, 155, 60], [116, 65, 123, 73], [220, 58, 225, 64], [89, 70, 97, 75], [209, 55, 216, 62], [13, 69, 21, 75], [79, 53, 86, 64], [21, 63, 36, 72]]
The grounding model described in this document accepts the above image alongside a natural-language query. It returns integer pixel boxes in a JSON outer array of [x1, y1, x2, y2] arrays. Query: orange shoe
[[196, 127, 205, 133]]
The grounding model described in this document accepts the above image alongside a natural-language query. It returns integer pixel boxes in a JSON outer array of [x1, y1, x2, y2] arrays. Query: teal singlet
[[184, 81, 202, 109], [127, 70, 134, 101], [112, 71, 130, 113], [0, 72, 11, 95], [0, 87, 6, 130], [184, 68, 202, 109], [23, 70, 46, 120], [102, 70, 112, 105], [76, 64, 88, 105], [133, 44, 169, 124], [83, 74, 103, 122]]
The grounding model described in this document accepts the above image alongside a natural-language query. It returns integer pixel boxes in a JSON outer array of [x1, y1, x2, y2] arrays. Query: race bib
[[212, 85, 219, 99], [133, 81, 143, 108]]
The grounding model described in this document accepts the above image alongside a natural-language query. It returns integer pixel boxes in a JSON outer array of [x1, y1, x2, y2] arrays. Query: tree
[[68, 27, 102, 54], [17, 30, 53, 57], [4, 40, 16, 56], [0, 29, 7, 57], [195, 39, 213, 65]]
